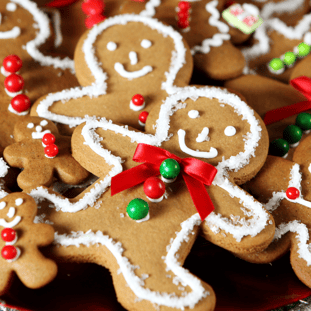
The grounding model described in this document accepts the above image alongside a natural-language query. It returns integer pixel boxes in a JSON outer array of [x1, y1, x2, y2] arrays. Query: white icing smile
[[0, 26, 21, 39], [0, 214, 21, 228], [178, 129, 218, 158], [114, 62, 153, 80]]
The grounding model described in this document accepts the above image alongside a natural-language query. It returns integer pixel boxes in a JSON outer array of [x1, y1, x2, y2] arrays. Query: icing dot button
[[44, 144, 59, 158], [138, 111, 149, 127], [143, 177, 166, 202], [296, 112, 311, 131], [1, 245, 19, 261], [296, 42, 310, 58], [269, 139, 289, 157], [2, 55, 22, 74], [283, 125, 302, 145], [286, 187, 300, 200], [1, 228, 17, 244], [130, 94, 145, 111], [11, 94, 31, 113], [282, 51, 296, 66], [4, 74, 24, 93], [160, 159, 180, 182], [42, 133, 56, 147], [127, 198, 149, 221]]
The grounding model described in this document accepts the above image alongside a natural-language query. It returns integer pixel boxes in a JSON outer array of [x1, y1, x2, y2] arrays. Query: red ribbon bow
[[264, 76, 311, 125], [46, 0, 79, 8], [111, 143, 217, 221]]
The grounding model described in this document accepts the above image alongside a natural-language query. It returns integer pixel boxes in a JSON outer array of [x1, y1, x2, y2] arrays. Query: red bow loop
[[290, 76, 311, 101], [111, 143, 217, 221]]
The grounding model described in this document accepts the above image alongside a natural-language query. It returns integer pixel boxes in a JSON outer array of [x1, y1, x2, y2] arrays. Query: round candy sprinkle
[[1, 245, 19, 261], [282, 51, 296, 66], [296, 42, 311, 57], [4, 74, 24, 93], [127, 198, 149, 220], [85, 14, 106, 29], [42, 133, 56, 147], [44, 144, 59, 158], [283, 124, 302, 145], [11, 94, 31, 113], [268, 58, 284, 73], [178, 10, 190, 20], [286, 187, 300, 200], [2, 55, 22, 74], [82, 0, 105, 16], [143, 177, 166, 202], [178, 1, 191, 11], [138, 111, 149, 126], [1, 228, 17, 244], [295, 112, 311, 131], [178, 18, 190, 29], [160, 158, 180, 182], [269, 139, 289, 157]]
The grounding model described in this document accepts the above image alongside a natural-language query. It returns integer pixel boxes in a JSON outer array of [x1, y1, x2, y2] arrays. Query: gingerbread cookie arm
[[0, 268, 13, 295]]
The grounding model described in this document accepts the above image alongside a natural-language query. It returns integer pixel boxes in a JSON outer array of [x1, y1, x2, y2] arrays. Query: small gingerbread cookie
[[0, 192, 57, 294], [31, 14, 193, 133], [24, 86, 275, 311], [3, 116, 89, 190]]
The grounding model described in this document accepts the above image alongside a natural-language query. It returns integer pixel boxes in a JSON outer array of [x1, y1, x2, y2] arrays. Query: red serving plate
[[1, 237, 311, 311]]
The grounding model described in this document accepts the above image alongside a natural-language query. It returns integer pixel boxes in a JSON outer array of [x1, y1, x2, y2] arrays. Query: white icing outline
[[0, 158, 9, 200], [53, 214, 208, 309], [178, 129, 218, 158], [7, 0, 74, 72], [35, 14, 187, 127], [42, 7, 63, 48], [30, 86, 269, 243]]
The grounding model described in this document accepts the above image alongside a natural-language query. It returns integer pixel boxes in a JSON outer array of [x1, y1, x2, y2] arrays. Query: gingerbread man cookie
[[31, 14, 193, 134], [25, 86, 274, 311], [3, 116, 89, 190], [0, 192, 57, 294], [120, 0, 247, 80], [240, 145, 311, 288], [0, 0, 79, 148]]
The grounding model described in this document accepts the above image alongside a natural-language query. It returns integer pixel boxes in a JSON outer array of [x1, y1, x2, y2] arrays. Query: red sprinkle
[[42, 133, 56, 146], [45, 144, 59, 158], [85, 14, 106, 28], [178, 1, 191, 11], [1, 245, 18, 261], [177, 18, 190, 29], [286, 187, 300, 200], [132, 94, 145, 107], [1, 228, 16, 243], [11, 94, 31, 113], [82, 0, 105, 16], [143, 177, 166, 200], [139, 111, 149, 125], [4, 74, 24, 93], [3, 55, 22, 74]]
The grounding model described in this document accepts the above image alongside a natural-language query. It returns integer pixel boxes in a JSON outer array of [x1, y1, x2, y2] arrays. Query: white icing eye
[[141, 39, 152, 49], [27, 123, 34, 129], [107, 42, 117, 51], [188, 110, 200, 119], [15, 198, 23, 206], [40, 120, 48, 126], [224, 126, 236, 136], [0, 202, 6, 210]]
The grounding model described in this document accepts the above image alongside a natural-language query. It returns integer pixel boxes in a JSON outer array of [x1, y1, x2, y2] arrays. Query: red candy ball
[[286, 187, 300, 200], [85, 14, 106, 29], [178, 18, 190, 29], [82, 0, 105, 16], [139, 111, 149, 124], [42, 133, 56, 146], [4, 74, 24, 93], [178, 1, 191, 11], [3, 55, 22, 73], [45, 144, 59, 158], [132, 94, 145, 107], [143, 177, 166, 200], [1, 228, 16, 243], [11, 94, 31, 113], [178, 11, 190, 20], [1, 245, 18, 261]]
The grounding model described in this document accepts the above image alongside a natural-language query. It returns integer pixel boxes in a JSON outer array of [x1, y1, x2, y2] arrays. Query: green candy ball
[[127, 198, 149, 220], [269, 58, 284, 71], [283, 125, 302, 144], [283, 51, 296, 66], [297, 42, 311, 57], [160, 158, 180, 180], [269, 139, 289, 157], [296, 112, 311, 131]]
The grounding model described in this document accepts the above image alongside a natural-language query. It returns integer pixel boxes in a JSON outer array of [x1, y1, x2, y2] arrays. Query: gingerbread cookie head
[[3, 116, 89, 190], [0, 192, 57, 294], [31, 14, 193, 132]]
